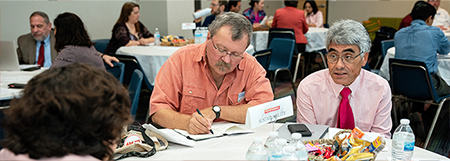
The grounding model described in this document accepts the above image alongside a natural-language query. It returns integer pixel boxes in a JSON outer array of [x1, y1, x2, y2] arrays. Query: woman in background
[[104, 2, 154, 54], [51, 12, 106, 70], [0, 63, 132, 161], [243, 0, 266, 28], [272, 0, 308, 53], [304, 0, 324, 28]]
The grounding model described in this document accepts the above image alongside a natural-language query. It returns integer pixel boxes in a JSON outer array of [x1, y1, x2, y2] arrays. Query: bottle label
[[404, 141, 414, 151]]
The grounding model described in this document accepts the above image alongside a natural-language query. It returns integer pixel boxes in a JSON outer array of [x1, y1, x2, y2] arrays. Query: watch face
[[213, 106, 220, 112]]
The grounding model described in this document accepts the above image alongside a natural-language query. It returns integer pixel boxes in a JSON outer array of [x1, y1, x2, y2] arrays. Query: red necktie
[[37, 41, 45, 67], [337, 87, 355, 129]]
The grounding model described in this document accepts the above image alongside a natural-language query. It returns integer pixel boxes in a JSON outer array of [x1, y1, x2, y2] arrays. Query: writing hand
[[186, 112, 212, 135]]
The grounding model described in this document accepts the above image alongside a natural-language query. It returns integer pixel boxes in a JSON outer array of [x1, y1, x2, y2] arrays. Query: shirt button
[[189, 91, 192, 94]]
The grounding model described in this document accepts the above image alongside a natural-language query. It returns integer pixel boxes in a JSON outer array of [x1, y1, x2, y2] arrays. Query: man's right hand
[[186, 112, 213, 134], [194, 9, 202, 23]]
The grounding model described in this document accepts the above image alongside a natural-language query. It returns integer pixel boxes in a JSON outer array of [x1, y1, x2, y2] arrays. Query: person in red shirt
[[271, 0, 309, 53]]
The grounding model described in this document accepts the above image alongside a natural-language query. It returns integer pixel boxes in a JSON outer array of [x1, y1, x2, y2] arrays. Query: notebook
[[0, 41, 39, 71], [277, 122, 329, 142], [174, 122, 253, 141]]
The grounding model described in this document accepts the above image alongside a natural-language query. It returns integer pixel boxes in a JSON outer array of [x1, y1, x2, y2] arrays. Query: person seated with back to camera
[[51, 12, 111, 70], [149, 12, 273, 135], [0, 63, 133, 160], [296, 19, 393, 138]]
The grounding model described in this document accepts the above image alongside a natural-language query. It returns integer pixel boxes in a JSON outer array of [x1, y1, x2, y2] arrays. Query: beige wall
[[2, 0, 450, 42], [328, 0, 450, 25]]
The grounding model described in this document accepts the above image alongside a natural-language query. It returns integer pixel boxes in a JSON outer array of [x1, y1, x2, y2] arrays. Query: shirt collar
[[328, 69, 363, 99], [411, 19, 427, 26], [43, 34, 50, 44]]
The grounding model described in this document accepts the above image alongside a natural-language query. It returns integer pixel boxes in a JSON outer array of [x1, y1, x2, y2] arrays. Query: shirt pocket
[[228, 92, 246, 105], [181, 85, 206, 114]]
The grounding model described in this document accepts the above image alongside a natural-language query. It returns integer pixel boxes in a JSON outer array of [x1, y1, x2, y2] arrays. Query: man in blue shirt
[[395, 1, 450, 96], [17, 11, 57, 68]]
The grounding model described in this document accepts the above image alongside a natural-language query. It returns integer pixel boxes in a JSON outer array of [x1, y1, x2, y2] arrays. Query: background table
[[251, 27, 329, 52], [379, 47, 450, 85], [120, 123, 449, 160], [116, 44, 255, 86], [0, 69, 47, 101]]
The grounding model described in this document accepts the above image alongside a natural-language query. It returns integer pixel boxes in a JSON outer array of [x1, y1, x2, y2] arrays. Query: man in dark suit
[[194, 0, 227, 28], [17, 11, 57, 67]]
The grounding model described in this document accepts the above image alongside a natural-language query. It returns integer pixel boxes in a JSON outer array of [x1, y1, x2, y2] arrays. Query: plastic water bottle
[[201, 27, 208, 43], [195, 27, 202, 44], [264, 131, 279, 154], [245, 137, 268, 160], [392, 119, 415, 161], [270, 138, 287, 161], [154, 28, 160, 46], [281, 146, 299, 161], [289, 133, 308, 161]]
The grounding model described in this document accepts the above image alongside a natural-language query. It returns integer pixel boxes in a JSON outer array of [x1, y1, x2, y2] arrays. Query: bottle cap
[[276, 138, 287, 146], [291, 133, 302, 139], [253, 137, 263, 143], [400, 119, 410, 125], [284, 145, 296, 153], [269, 131, 278, 137]]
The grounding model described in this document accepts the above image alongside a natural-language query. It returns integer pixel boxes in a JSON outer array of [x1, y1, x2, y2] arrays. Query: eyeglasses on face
[[326, 52, 362, 64], [211, 38, 244, 60], [210, 3, 220, 6]]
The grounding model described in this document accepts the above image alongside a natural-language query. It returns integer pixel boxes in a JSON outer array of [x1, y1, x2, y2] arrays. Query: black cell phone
[[287, 124, 312, 137], [8, 83, 27, 89]]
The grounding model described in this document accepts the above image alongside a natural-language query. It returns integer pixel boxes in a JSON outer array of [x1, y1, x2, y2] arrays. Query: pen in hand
[[196, 109, 214, 134]]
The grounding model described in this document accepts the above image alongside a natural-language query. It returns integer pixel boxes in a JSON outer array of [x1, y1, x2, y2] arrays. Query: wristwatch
[[212, 105, 221, 119]]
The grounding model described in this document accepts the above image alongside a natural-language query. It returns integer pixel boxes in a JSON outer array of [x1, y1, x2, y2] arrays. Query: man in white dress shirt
[[428, 0, 450, 29]]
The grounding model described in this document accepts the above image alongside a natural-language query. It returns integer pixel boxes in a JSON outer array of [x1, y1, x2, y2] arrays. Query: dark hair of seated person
[[1, 63, 132, 160], [285, 0, 298, 8], [53, 12, 94, 52], [303, 0, 319, 14], [410, 1, 436, 21]]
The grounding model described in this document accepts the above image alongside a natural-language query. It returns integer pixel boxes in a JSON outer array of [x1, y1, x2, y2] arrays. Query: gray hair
[[208, 12, 253, 46], [30, 11, 50, 24], [326, 19, 371, 57]]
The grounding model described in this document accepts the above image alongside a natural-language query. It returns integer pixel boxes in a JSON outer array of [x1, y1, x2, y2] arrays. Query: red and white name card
[[245, 96, 293, 129]]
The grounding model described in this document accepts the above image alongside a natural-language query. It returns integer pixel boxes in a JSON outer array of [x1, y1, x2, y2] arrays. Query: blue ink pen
[[196, 109, 214, 134]]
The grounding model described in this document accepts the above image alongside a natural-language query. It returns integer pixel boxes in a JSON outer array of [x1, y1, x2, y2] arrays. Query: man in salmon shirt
[[149, 12, 273, 134]]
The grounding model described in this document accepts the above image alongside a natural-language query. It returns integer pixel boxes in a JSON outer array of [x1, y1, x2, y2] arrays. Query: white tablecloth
[[379, 47, 450, 85], [119, 123, 449, 160], [251, 27, 328, 52], [0, 69, 47, 101], [116, 44, 255, 86]]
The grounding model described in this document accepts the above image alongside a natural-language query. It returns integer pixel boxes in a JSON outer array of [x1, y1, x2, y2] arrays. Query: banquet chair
[[389, 58, 450, 148], [374, 39, 395, 70], [105, 61, 125, 84], [268, 38, 297, 97], [253, 49, 272, 72], [128, 69, 144, 120], [92, 39, 110, 53], [267, 28, 302, 83], [114, 55, 153, 91]]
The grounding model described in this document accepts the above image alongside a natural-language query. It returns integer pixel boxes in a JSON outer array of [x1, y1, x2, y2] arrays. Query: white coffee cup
[[193, 8, 212, 19]]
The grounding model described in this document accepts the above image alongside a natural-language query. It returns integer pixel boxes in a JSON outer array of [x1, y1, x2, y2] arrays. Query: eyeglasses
[[211, 38, 244, 60], [327, 52, 362, 64], [210, 3, 220, 6]]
